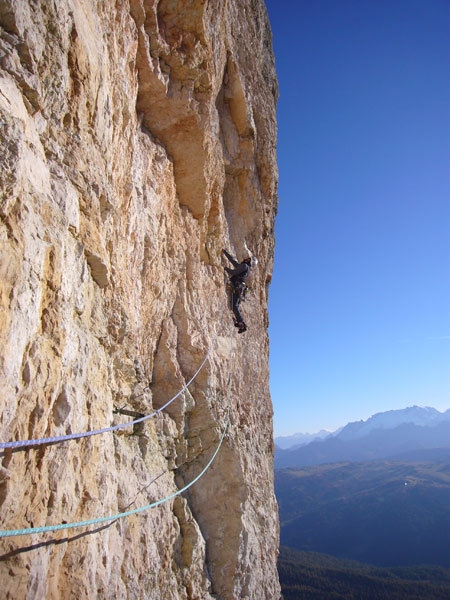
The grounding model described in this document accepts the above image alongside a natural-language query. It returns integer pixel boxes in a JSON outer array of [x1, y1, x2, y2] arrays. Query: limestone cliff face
[[0, 1, 279, 598]]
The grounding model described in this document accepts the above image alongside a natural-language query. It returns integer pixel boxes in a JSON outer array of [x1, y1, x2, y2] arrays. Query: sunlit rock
[[0, 0, 279, 598]]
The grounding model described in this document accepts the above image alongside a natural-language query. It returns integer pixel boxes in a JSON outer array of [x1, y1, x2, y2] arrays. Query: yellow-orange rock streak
[[0, 0, 279, 598]]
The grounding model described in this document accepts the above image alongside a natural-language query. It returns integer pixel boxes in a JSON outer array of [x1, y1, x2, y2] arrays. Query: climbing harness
[[226, 279, 248, 299]]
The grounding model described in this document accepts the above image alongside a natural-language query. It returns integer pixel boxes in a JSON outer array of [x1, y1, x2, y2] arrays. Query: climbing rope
[[0, 328, 235, 538], [0, 310, 224, 451]]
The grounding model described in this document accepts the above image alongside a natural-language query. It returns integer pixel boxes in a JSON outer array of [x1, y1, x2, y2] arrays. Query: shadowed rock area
[[0, 0, 279, 598]]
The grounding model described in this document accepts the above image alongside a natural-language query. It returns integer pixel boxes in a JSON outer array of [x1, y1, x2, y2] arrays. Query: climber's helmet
[[243, 256, 258, 268]]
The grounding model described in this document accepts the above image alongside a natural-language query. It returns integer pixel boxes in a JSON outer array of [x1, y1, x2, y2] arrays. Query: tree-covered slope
[[278, 546, 450, 600], [276, 460, 450, 568]]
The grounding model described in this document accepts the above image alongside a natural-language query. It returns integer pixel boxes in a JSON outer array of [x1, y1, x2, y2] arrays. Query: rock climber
[[222, 249, 257, 333]]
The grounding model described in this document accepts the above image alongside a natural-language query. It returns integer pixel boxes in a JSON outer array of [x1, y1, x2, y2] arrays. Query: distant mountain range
[[275, 406, 450, 468], [274, 429, 331, 450]]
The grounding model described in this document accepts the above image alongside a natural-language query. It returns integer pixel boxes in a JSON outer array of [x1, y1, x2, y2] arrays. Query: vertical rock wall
[[0, 0, 279, 598]]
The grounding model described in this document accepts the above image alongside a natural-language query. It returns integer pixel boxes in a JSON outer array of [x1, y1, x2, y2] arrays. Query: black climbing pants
[[230, 280, 246, 326]]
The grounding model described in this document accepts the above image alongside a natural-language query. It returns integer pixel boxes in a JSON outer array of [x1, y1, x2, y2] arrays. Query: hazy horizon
[[274, 403, 450, 440]]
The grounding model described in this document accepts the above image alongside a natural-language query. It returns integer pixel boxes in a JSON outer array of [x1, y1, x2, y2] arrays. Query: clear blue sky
[[265, 0, 450, 436]]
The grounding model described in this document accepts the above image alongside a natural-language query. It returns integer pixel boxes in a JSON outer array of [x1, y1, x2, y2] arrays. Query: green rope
[[0, 416, 229, 538], [0, 330, 235, 539]]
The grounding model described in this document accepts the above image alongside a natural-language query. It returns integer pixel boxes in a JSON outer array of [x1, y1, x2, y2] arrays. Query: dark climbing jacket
[[223, 249, 250, 332], [223, 250, 250, 283]]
